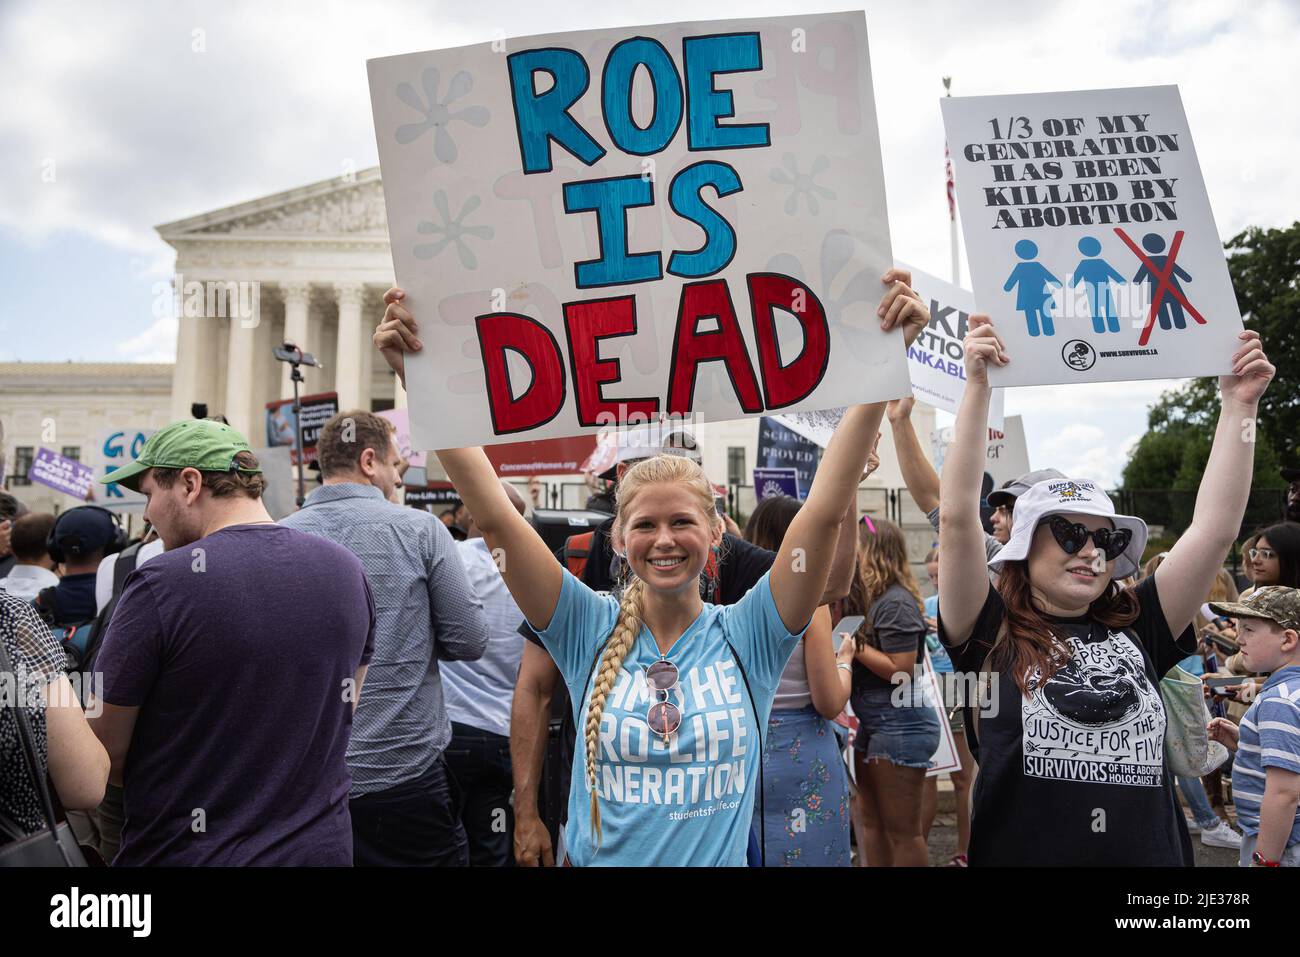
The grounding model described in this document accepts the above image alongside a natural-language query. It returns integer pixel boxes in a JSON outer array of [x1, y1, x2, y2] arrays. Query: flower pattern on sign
[[414, 191, 494, 269], [770, 154, 836, 215], [394, 67, 489, 163]]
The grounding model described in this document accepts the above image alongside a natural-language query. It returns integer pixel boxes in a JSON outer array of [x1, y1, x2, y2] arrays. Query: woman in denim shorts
[[845, 520, 939, 866]]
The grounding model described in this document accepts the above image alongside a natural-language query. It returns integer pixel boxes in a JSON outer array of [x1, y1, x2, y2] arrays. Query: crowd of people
[[2, 270, 1298, 868]]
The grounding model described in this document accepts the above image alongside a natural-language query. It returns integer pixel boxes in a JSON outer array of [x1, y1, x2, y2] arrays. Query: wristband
[[1252, 850, 1281, 868], [837, 663, 852, 674]]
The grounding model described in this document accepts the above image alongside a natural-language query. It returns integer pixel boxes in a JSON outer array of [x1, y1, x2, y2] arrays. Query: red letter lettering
[[562, 296, 659, 426], [666, 280, 762, 416], [747, 273, 829, 409], [475, 313, 566, 435]]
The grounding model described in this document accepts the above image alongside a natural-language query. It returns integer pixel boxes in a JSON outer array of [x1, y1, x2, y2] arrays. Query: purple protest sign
[[753, 467, 800, 502], [28, 448, 95, 499]]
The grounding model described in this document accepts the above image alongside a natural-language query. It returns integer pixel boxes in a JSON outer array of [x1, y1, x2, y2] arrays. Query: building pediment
[[157, 167, 387, 244]]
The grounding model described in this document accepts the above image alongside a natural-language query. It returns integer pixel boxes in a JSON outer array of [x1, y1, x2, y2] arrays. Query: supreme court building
[[160, 166, 403, 441]]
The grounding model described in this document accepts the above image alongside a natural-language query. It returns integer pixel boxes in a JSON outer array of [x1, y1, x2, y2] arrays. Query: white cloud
[[115, 316, 178, 362], [1038, 424, 1142, 486]]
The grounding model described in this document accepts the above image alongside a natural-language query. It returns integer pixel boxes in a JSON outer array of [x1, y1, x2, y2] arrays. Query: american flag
[[945, 142, 956, 222]]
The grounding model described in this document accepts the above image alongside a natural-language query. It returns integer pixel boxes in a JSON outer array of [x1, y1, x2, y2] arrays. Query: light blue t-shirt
[[536, 569, 803, 867], [1232, 665, 1300, 847]]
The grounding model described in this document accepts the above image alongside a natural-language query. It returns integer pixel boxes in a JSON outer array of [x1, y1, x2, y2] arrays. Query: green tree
[[1120, 222, 1296, 537]]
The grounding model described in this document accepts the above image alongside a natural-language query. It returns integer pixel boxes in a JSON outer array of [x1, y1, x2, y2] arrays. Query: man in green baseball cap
[[98, 418, 263, 494], [86, 419, 376, 865], [98, 418, 269, 551]]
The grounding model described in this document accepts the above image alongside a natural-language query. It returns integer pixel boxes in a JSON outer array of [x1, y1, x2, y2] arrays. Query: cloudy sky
[[2, 0, 1296, 485]]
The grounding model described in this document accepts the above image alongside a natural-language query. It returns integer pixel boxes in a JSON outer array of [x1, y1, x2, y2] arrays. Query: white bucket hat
[[987, 478, 1148, 580]]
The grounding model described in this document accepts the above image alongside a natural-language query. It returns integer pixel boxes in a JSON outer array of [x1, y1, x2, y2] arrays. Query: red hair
[[995, 561, 1139, 696]]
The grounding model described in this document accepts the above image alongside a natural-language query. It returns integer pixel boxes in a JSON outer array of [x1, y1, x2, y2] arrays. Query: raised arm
[[820, 433, 879, 605], [436, 447, 564, 631], [1154, 330, 1274, 637], [770, 269, 928, 633], [374, 290, 564, 630], [938, 315, 1007, 644], [888, 396, 940, 514]]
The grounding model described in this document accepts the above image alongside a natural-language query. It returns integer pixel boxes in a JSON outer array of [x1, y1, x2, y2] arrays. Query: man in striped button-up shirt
[[282, 411, 488, 866]]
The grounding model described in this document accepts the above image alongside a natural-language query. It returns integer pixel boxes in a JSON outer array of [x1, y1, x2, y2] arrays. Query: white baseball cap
[[597, 423, 702, 480], [988, 477, 1148, 580]]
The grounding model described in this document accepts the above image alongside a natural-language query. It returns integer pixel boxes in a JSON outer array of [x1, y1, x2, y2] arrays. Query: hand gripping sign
[[368, 12, 909, 450], [941, 85, 1244, 387], [898, 262, 1006, 428]]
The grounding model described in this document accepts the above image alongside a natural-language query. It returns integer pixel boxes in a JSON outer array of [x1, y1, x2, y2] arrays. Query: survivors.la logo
[[1061, 339, 1097, 371]]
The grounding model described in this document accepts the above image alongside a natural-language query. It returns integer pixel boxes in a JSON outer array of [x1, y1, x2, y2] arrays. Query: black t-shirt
[[520, 519, 776, 822], [851, 583, 926, 700], [938, 575, 1196, 867]]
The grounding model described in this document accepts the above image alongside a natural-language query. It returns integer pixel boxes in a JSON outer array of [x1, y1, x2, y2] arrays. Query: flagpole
[[943, 76, 960, 286]]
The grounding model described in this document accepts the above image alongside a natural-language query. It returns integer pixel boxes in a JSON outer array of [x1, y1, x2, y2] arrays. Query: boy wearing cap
[[1207, 586, 1300, 867], [89, 419, 376, 866]]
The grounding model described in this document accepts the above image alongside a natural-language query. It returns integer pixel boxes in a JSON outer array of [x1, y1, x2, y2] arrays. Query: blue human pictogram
[[1003, 240, 1061, 337], [1132, 232, 1193, 331], [1070, 236, 1126, 334]]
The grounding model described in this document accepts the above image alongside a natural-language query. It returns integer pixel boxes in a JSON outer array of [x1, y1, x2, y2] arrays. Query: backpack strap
[[111, 541, 142, 594], [701, 549, 721, 604], [33, 586, 60, 623], [563, 532, 594, 578], [719, 633, 765, 866]]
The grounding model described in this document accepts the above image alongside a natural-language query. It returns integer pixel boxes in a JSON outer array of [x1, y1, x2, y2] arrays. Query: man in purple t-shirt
[[90, 419, 375, 865]]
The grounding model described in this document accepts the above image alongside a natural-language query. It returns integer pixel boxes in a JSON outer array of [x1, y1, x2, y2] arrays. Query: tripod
[[272, 342, 322, 508]]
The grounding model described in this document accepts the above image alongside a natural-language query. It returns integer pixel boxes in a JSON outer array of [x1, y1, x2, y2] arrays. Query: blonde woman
[[373, 273, 928, 865], [842, 519, 938, 866]]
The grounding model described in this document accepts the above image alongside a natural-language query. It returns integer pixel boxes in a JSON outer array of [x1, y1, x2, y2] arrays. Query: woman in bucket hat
[[937, 314, 1275, 866]]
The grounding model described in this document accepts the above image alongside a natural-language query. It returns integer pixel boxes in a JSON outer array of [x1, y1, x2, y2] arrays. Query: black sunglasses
[[1044, 515, 1131, 561]]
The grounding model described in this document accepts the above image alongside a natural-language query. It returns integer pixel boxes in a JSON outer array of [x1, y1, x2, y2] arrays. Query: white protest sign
[[897, 262, 1005, 428], [923, 653, 961, 777], [96, 428, 154, 513], [930, 414, 1029, 488], [984, 414, 1030, 487], [941, 86, 1243, 387], [368, 13, 908, 451]]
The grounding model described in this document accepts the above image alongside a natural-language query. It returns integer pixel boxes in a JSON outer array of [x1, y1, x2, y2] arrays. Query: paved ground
[[921, 810, 1241, 866]]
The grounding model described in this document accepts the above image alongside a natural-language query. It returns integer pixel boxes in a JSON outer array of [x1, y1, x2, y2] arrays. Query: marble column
[[280, 282, 311, 399], [333, 283, 366, 412], [169, 275, 221, 422], [225, 312, 258, 441]]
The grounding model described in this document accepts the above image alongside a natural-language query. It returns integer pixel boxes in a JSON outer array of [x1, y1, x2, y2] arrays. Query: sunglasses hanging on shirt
[[645, 658, 681, 743]]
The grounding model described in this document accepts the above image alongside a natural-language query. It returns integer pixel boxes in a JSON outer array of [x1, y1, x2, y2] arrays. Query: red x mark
[[1114, 228, 1206, 347]]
